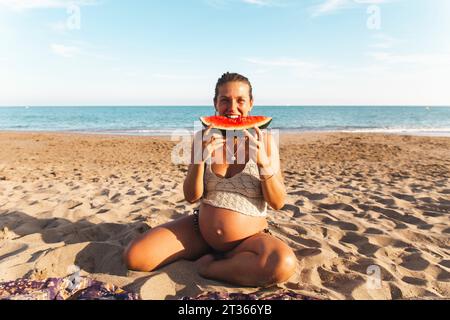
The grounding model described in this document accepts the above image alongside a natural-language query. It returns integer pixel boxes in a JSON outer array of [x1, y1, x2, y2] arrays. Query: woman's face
[[215, 81, 253, 117]]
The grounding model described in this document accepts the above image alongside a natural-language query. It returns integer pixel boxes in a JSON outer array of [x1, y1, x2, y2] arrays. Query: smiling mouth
[[225, 114, 241, 119]]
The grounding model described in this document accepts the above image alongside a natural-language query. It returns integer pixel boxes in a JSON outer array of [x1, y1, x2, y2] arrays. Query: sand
[[0, 131, 449, 300]]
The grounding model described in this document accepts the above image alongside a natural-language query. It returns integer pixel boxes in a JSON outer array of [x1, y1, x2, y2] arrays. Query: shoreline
[[1, 129, 450, 139]]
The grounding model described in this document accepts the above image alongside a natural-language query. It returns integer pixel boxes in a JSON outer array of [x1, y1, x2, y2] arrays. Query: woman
[[124, 72, 297, 287]]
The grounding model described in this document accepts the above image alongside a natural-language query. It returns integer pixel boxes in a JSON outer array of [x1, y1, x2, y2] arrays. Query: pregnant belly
[[199, 202, 268, 251]]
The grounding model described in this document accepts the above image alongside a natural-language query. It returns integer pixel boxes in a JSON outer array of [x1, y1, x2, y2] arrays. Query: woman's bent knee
[[265, 248, 297, 284], [123, 230, 167, 272], [123, 241, 155, 272], [123, 216, 207, 272]]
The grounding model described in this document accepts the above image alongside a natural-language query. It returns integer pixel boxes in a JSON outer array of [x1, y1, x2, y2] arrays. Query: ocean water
[[0, 106, 449, 136]]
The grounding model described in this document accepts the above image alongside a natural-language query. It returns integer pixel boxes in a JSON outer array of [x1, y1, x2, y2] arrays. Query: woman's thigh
[[125, 214, 212, 271]]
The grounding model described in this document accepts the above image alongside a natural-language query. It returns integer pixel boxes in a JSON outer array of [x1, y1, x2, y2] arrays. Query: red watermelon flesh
[[200, 116, 272, 131]]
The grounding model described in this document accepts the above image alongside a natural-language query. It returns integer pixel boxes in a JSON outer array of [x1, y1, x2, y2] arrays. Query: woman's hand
[[192, 125, 225, 164], [243, 126, 278, 176]]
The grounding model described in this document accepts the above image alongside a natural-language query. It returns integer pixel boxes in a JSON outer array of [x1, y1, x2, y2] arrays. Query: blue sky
[[0, 0, 449, 106]]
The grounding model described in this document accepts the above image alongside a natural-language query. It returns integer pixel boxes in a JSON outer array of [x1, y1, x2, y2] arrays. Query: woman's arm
[[183, 162, 205, 204], [260, 173, 286, 210], [183, 127, 224, 204], [258, 134, 286, 210], [243, 128, 286, 210]]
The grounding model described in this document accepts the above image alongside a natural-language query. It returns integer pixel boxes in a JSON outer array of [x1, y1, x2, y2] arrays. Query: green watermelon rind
[[200, 116, 273, 131]]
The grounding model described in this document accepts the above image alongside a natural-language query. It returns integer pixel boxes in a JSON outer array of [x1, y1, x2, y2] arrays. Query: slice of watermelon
[[200, 115, 272, 131]]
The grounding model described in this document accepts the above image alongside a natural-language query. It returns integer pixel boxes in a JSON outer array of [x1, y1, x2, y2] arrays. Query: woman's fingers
[[211, 133, 223, 141], [253, 126, 263, 142], [243, 129, 259, 145], [204, 126, 223, 145], [247, 144, 258, 161], [205, 142, 226, 162], [205, 138, 225, 156], [208, 136, 224, 145], [254, 126, 269, 146], [204, 124, 214, 136]]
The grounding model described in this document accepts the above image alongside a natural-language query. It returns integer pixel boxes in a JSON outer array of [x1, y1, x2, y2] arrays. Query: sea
[[0, 106, 449, 137]]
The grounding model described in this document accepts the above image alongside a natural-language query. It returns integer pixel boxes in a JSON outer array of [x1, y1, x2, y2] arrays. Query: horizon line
[[1, 105, 450, 108]]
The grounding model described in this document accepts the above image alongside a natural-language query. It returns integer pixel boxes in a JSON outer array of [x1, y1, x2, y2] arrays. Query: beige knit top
[[202, 158, 268, 217]]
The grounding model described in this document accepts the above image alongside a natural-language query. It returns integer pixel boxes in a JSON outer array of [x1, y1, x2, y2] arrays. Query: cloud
[[244, 56, 344, 80], [311, 0, 349, 16], [244, 57, 319, 69], [152, 74, 208, 80], [50, 44, 81, 58], [204, 0, 286, 9], [310, 0, 391, 17], [369, 33, 399, 49], [241, 0, 273, 6], [48, 21, 71, 33], [368, 51, 450, 65], [0, 0, 99, 11], [50, 43, 115, 60], [242, 52, 450, 105]]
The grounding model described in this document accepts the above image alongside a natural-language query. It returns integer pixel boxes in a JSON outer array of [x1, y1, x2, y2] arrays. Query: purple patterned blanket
[[182, 291, 320, 300], [0, 277, 139, 300], [1, 277, 318, 300]]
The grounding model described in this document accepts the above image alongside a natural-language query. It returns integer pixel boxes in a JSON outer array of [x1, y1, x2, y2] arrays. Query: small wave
[[340, 127, 450, 136], [78, 128, 193, 136], [275, 127, 450, 137]]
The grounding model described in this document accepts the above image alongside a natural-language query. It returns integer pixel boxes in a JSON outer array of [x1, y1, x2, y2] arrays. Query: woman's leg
[[124, 214, 212, 272], [196, 233, 297, 287]]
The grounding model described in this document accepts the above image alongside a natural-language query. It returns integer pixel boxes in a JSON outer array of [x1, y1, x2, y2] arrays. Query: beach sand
[[0, 131, 449, 300]]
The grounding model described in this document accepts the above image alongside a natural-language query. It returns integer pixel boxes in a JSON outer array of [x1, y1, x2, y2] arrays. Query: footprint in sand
[[401, 276, 427, 286], [388, 283, 404, 299], [399, 252, 430, 271], [318, 202, 357, 212], [437, 269, 450, 282], [346, 258, 395, 281], [289, 190, 328, 201], [126, 189, 136, 196], [416, 203, 449, 217], [110, 193, 121, 203], [392, 193, 416, 203], [132, 196, 148, 205], [66, 200, 83, 210], [0, 242, 28, 261], [295, 248, 322, 258], [359, 204, 427, 226], [370, 195, 396, 207], [317, 266, 365, 298], [340, 232, 380, 257], [417, 197, 433, 204], [363, 227, 384, 235], [295, 237, 322, 248], [320, 217, 359, 231], [280, 204, 303, 218]]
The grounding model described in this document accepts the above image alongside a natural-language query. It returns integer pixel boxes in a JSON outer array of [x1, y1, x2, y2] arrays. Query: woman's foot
[[195, 254, 215, 276]]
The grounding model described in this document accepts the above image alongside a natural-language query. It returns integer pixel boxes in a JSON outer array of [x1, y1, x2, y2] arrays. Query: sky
[[0, 0, 449, 106]]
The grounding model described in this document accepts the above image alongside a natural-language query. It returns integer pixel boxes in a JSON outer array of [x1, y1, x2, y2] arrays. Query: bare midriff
[[199, 202, 268, 252]]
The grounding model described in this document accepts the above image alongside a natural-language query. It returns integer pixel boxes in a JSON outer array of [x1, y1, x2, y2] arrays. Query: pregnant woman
[[124, 72, 297, 287]]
